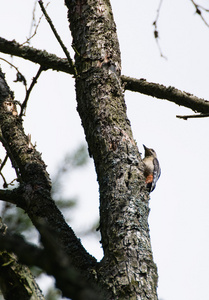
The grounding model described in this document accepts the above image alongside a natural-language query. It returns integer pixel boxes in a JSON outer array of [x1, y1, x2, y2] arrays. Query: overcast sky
[[1, 1, 209, 300]]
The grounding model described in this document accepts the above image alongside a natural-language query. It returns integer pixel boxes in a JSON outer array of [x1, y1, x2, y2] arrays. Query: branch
[[122, 75, 209, 114], [20, 65, 44, 117], [0, 232, 44, 267], [0, 37, 73, 74], [0, 229, 104, 300], [176, 112, 209, 120], [0, 66, 97, 279], [0, 220, 45, 300], [0, 187, 24, 205], [38, 0, 77, 76], [0, 252, 45, 300], [153, 0, 167, 59], [190, 0, 209, 27], [22, 1, 50, 45], [0, 154, 9, 188], [0, 57, 27, 89], [1, 37, 209, 115], [0, 154, 8, 173]]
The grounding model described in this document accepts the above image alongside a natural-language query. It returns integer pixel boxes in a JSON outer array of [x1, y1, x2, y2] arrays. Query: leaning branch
[[20, 65, 44, 117], [0, 66, 97, 282], [0, 229, 104, 300], [122, 75, 209, 114], [0, 37, 73, 74], [0, 219, 45, 300], [1, 37, 209, 115]]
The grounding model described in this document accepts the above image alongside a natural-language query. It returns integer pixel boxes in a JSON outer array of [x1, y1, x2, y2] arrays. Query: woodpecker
[[143, 144, 161, 192]]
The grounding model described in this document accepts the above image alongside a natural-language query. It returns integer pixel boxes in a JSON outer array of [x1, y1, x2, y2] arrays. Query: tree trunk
[[0, 0, 159, 299], [65, 0, 158, 299]]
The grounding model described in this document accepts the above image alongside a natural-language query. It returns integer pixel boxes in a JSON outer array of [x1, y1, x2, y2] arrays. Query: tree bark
[[65, 0, 158, 299], [0, 219, 44, 300], [0, 68, 103, 300], [0, 0, 159, 299]]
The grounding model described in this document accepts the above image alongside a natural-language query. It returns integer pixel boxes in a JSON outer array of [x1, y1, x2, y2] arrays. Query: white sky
[[1, 1, 209, 300]]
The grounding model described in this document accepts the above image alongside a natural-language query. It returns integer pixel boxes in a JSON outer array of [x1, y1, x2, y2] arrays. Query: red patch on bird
[[146, 174, 153, 184]]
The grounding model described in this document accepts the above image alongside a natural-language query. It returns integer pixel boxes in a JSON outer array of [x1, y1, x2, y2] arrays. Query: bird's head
[[143, 144, 157, 158]]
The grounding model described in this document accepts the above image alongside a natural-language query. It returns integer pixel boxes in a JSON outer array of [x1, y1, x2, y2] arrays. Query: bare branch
[[122, 75, 209, 114], [0, 173, 8, 188], [0, 153, 9, 188], [190, 0, 209, 27], [23, 1, 50, 45], [38, 0, 77, 76], [0, 154, 8, 173], [1, 37, 209, 116], [176, 113, 209, 120], [20, 66, 44, 117], [0, 37, 73, 74], [153, 0, 167, 59], [28, 0, 38, 40], [0, 232, 44, 266], [0, 57, 27, 89]]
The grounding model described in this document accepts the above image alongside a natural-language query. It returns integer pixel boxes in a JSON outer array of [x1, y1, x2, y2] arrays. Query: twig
[[0, 154, 8, 174], [0, 154, 9, 188], [22, 1, 50, 45], [197, 5, 209, 13], [153, 0, 167, 59], [190, 0, 209, 27], [0, 172, 8, 188], [153, 0, 163, 31], [0, 57, 27, 90], [20, 65, 44, 117], [38, 0, 77, 76], [28, 0, 38, 38], [0, 155, 8, 188], [176, 113, 209, 120]]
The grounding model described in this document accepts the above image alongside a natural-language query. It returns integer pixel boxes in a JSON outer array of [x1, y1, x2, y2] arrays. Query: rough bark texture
[[0, 219, 44, 300], [0, 37, 73, 73], [0, 252, 44, 300], [1, 1, 209, 298], [0, 0, 159, 299], [122, 75, 209, 114], [0, 69, 101, 299], [65, 0, 158, 299]]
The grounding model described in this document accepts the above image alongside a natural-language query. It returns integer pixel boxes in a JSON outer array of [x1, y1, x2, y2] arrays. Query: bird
[[143, 144, 161, 192]]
